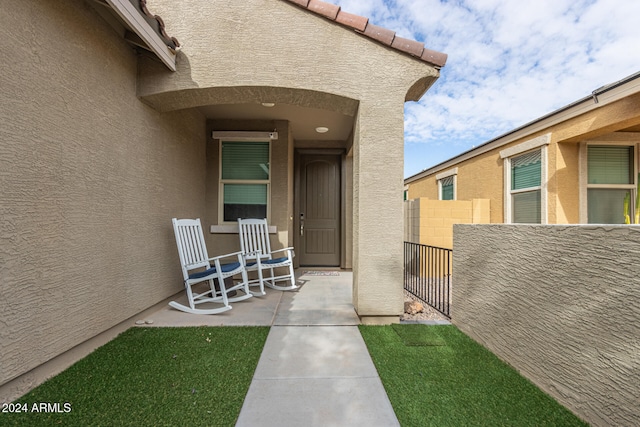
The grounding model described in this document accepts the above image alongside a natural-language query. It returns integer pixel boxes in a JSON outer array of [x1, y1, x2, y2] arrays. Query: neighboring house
[[1, 0, 446, 398], [405, 71, 640, 247]]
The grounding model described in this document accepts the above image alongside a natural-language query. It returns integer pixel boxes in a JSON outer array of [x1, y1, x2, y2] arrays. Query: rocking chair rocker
[[170, 218, 252, 314]]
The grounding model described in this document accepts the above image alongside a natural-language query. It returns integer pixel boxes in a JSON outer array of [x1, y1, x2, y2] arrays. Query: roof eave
[[98, 0, 179, 71]]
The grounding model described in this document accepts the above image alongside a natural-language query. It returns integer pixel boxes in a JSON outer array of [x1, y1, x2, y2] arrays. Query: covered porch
[[135, 0, 447, 322], [143, 269, 358, 327]]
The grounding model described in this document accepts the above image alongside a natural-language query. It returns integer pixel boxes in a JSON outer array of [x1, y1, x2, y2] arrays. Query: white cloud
[[324, 0, 640, 176]]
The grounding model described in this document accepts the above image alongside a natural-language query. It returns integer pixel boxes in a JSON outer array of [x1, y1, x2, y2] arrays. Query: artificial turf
[[359, 324, 589, 427], [3, 326, 269, 427]]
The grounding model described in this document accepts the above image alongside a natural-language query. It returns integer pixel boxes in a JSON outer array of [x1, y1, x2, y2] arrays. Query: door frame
[[294, 149, 346, 268]]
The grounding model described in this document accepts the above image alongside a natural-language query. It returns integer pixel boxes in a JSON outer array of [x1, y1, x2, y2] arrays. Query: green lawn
[[2, 327, 269, 427], [4, 324, 589, 426], [359, 324, 588, 427]]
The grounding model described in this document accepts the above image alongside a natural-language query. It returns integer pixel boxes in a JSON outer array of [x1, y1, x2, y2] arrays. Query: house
[[405, 71, 640, 247], [0, 0, 446, 399]]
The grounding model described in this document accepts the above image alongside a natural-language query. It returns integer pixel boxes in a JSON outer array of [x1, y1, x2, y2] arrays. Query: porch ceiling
[[199, 102, 354, 141], [621, 124, 640, 132]]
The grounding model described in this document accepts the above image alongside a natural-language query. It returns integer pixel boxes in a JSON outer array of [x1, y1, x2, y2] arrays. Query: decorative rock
[[404, 301, 424, 315]]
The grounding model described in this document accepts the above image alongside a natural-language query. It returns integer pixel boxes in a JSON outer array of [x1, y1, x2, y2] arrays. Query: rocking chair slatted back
[[239, 219, 272, 261], [237, 218, 298, 292], [173, 218, 210, 279]]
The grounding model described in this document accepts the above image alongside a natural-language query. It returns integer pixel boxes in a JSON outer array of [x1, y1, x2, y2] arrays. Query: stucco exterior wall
[[137, 0, 440, 320], [453, 224, 640, 427], [1, 0, 206, 392]]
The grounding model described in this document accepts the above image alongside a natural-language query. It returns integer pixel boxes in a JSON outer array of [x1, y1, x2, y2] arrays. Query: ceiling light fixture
[[261, 102, 275, 107], [315, 126, 329, 133]]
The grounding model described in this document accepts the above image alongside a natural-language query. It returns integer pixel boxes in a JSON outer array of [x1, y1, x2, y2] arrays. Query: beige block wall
[[1, 0, 206, 392], [453, 224, 640, 427], [408, 149, 506, 224], [404, 198, 490, 249], [137, 0, 441, 320]]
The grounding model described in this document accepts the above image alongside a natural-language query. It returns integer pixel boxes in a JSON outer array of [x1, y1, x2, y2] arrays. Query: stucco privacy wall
[[137, 0, 440, 319], [0, 0, 206, 391], [452, 224, 640, 427]]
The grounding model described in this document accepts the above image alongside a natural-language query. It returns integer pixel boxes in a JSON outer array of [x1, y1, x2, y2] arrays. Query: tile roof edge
[[139, 0, 180, 50], [281, 0, 447, 68]]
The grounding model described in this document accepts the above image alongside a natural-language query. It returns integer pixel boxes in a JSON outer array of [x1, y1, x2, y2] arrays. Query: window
[[220, 141, 270, 222], [586, 145, 635, 224], [440, 176, 455, 200], [436, 168, 457, 200], [501, 134, 550, 224], [510, 150, 542, 223]]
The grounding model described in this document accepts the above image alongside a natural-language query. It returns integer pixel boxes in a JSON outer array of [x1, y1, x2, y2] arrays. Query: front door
[[298, 154, 341, 266]]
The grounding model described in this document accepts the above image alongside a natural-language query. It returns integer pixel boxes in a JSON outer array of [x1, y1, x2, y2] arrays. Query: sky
[[324, 0, 640, 178]]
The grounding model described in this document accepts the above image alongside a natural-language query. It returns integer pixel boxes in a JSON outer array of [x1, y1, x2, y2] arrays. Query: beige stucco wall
[[453, 224, 640, 427], [1, 0, 206, 394], [136, 0, 441, 320], [404, 198, 489, 248]]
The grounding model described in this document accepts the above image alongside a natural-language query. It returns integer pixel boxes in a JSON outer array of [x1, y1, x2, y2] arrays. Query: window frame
[[500, 134, 550, 224], [579, 140, 638, 224], [436, 168, 458, 201], [218, 139, 271, 224]]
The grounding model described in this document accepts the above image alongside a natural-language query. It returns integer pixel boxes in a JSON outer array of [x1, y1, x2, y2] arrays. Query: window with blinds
[[510, 150, 541, 223], [440, 175, 454, 200], [587, 146, 633, 185], [221, 141, 270, 222], [587, 145, 635, 224]]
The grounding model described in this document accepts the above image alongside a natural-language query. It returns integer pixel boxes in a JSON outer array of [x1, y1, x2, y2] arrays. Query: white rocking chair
[[238, 218, 298, 293], [170, 218, 252, 314]]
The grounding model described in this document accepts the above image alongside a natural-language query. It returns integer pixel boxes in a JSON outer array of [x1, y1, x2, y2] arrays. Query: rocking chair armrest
[[266, 247, 295, 257], [206, 251, 245, 262]]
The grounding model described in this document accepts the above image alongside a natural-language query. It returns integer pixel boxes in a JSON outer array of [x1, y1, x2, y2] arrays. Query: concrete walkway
[[144, 270, 400, 426], [235, 271, 399, 427]]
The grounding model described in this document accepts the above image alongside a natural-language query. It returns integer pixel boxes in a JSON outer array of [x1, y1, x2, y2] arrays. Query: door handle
[[300, 213, 304, 236]]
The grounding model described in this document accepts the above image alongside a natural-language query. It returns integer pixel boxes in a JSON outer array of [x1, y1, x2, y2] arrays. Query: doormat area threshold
[[301, 271, 340, 276]]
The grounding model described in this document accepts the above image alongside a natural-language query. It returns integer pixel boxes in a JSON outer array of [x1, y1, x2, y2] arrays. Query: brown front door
[[298, 154, 341, 266]]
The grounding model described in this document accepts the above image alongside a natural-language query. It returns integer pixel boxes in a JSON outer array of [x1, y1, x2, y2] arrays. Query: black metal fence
[[404, 241, 452, 318]]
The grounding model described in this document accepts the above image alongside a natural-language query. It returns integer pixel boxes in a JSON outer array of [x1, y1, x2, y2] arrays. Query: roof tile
[[287, 0, 311, 7], [308, 0, 340, 20], [391, 36, 424, 57], [281, 0, 447, 68], [139, 0, 180, 49], [335, 10, 368, 32], [363, 23, 395, 46], [421, 48, 448, 68]]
